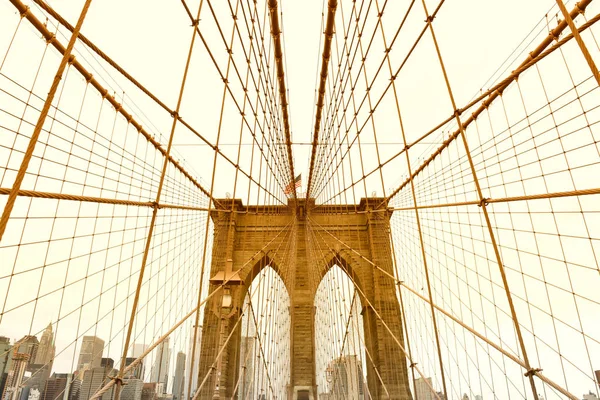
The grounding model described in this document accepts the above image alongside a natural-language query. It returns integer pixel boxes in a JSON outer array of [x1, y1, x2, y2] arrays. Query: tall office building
[[238, 337, 255, 400], [171, 353, 185, 400], [43, 373, 73, 400], [141, 384, 159, 400], [15, 337, 38, 372], [21, 364, 51, 400], [150, 339, 170, 390], [67, 379, 80, 400], [0, 337, 12, 397], [414, 377, 434, 400], [76, 338, 104, 372], [184, 327, 201, 400], [124, 359, 143, 381], [99, 360, 113, 371], [120, 379, 143, 400], [1, 352, 30, 400], [327, 355, 365, 400], [128, 344, 147, 382], [78, 366, 115, 400], [25, 387, 40, 400], [18, 324, 56, 400], [34, 326, 54, 367]]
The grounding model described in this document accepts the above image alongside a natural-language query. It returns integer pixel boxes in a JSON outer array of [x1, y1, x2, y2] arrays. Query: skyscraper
[[68, 379, 80, 400], [15, 337, 38, 372], [128, 344, 148, 381], [21, 363, 52, 400], [238, 337, 254, 400], [43, 373, 72, 400], [18, 324, 56, 400], [1, 352, 30, 400], [327, 355, 365, 400], [150, 339, 170, 390], [76, 338, 104, 372], [414, 377, 434, 400], [184, 327, 201, 400], [171, 353, 185, 400], [124, 359, 143, 381], [120, 379, 143, 400], [34, 326, 54, 366], [0, 337, 12, 397], [99, 360, 113, 371], [141, 384, 158, 400], [25, 386, 40, 400], [78, 366, 115, 400]]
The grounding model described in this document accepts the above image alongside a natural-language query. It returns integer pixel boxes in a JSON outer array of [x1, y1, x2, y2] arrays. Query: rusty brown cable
[[306, 0, 338, 199], [0, 0, 94, 242]]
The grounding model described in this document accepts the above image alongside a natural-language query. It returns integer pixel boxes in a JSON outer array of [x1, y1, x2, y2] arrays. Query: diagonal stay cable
[[89, 218, 294, 400], [6, 0, 221, 206], [307, 214, 580, 399], [383, 0, 594, 206], [21, 0, 285, 206], [306, 0, 338, 199], [267, 0, 298, 196], [318, 9, 600, 207], [305, 216, 441, 400], [0, 0, 93, 242]]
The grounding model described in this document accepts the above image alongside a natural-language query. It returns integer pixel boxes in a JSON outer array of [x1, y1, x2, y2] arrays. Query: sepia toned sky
[[1, 0, 600, 399]]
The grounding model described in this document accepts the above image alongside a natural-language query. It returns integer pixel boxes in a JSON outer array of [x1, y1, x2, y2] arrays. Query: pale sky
[[1, 0, 600, 399]]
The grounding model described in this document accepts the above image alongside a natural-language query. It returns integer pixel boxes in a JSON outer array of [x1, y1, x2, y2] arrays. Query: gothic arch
[[238, 263, 291, 400], [239, 253, 290, 301], [316, 251, 368, 307], [313, 262, 368, 399]]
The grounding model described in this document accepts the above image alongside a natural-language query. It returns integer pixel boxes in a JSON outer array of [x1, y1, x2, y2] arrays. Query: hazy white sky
[[1, 0, 600, 399], [11, 0, 566, 200]]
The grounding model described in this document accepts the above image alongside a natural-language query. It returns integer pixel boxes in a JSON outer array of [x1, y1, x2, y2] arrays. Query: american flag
[[284, 174, 302, 195]]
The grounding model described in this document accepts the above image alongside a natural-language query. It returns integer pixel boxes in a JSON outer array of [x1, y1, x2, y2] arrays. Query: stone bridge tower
[[197, 198, 411, 399]]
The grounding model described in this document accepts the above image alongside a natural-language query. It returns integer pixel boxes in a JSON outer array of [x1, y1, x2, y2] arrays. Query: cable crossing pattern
[[1, 0, 600, 399]]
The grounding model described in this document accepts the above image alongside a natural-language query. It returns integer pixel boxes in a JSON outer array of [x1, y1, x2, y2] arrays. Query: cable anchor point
[[524, 367, 542, 378], [478, 198, 490, 207], [108, 375, 126, 386]]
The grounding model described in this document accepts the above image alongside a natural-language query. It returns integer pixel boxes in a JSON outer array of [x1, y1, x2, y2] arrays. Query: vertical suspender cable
[[306, 0, 338, 199], [267, 0, 298, 198], [0, 0, 94, 242]]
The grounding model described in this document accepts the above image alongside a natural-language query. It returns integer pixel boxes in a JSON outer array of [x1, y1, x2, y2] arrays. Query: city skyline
[[1, 0, 600, 398], [2, 304, 600, 400], [0, 331, 193, 400]]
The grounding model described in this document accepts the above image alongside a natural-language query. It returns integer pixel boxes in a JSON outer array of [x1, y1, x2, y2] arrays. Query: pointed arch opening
[[238, 264, 291, 399], [314, 264, 368, 399]]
